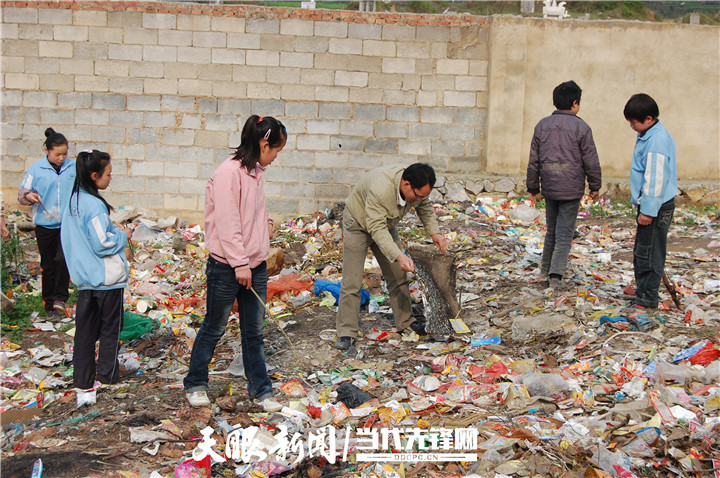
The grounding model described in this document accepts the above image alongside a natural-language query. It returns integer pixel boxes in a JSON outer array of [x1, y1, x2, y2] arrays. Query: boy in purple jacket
[[526, 81, 602, 288]]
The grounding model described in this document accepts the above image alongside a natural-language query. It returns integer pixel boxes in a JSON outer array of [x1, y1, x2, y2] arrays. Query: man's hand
[[396, 253, 415, 273], [529, 193, 539, 206], [235, 268, 253, 289], [637, 213, 653, 226], [431, 233, 450, 253], [589, 190, 599, 201]]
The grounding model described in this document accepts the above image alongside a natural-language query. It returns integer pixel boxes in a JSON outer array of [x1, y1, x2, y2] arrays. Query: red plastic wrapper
[[267, 274, 313, 301], [688, 342, 720, 366]]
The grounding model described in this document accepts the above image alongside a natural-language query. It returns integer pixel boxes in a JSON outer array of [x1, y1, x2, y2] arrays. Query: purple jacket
[[526, 110, 601, 201]]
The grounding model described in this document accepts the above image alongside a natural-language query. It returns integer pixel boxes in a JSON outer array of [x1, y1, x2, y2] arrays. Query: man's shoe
[[333, 336, 354, 350], [186, 390, 211, 407], [548, 275, 563, 289], [408, 320, 426, 336]]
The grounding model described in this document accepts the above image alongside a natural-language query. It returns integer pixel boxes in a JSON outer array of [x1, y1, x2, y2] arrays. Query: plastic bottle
[[518, 372, 569, 397], [656, 360, 705, 384]]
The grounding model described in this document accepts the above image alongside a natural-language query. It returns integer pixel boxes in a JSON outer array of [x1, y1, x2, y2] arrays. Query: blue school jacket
[[18, 156, 76, 228], [630, 120, 678, 217], [61, 189, 128, 290]]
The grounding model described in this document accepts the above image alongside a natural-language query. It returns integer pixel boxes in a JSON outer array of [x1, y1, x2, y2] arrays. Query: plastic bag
[[313, 279, 369, 306], [120, 312, 159, 341], [336, 382, 373, 408], [267, 274, 313, 301]]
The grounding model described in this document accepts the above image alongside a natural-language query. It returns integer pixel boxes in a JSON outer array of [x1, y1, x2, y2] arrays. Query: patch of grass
[[56, 322, 74, 333], [589, 203, 609, 217], [1, 227, 25, 291], [1, 292, 45, 343]]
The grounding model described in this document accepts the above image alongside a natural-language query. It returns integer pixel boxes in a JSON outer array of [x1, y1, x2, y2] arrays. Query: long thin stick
[[249, 286, 302, 364], [662, 271, 683, 310]]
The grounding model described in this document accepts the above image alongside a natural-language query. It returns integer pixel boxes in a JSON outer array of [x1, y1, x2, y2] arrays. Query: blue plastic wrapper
[[471, 335, 501, 346], [672, 340, 708, 363], [313, 279, 369, 306]]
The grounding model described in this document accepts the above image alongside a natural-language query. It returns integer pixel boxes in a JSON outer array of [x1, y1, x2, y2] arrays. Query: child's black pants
[[73, 288, 124, 389]]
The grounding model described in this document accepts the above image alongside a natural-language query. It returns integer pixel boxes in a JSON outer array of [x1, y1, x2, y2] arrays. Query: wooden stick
[[662, 271, 683, 310]]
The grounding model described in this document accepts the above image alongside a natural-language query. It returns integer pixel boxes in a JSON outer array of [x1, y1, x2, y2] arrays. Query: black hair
[[44, 127, 68, 151], [402, 162, 436, 189], [553, 81, 582, 111], [623, 93, 659, 122], [71, 149, 113, 213], [232, 115, 287, 171]]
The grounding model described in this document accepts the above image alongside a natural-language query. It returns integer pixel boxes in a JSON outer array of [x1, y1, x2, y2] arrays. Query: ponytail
[[71, 150, 113, 213], [232, 115, 287, 171]]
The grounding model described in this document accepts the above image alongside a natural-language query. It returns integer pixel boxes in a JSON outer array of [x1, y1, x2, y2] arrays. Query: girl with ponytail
[[183, 115, 287, 408], [61, 150, 129, 396]]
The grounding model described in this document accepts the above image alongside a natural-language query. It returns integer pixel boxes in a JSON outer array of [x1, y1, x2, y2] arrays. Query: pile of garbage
[[1, 195, 719, 477]]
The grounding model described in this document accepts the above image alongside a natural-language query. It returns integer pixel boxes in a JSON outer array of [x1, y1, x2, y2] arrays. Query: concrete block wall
[[1, 2, 489, 222]]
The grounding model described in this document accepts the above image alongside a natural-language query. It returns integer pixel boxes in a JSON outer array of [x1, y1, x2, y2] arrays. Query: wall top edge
[[0, 1, 490, 26]]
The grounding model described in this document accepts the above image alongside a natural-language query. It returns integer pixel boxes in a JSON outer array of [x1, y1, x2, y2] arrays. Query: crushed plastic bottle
[[518, 372, 569, 397]]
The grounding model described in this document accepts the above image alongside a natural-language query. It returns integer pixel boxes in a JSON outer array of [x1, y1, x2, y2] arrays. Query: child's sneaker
[[186, 390, 211, 407], [256, 393, 282, 412], [53, 301, 67, 314]]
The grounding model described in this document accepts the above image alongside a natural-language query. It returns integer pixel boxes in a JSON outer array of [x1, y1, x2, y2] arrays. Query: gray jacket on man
[[526, 110, 602, 200]]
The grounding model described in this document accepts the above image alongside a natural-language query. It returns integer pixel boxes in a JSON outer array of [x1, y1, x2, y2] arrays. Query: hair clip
[[84, 149, 93, 153], [263, 129, 271, 140], [257, 116, 264, 123]]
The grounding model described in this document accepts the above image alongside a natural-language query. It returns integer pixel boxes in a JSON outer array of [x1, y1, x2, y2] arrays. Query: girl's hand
[[268, 222, 274, 240], [235, 268, 252, 289], [25, 192, 40, 204]]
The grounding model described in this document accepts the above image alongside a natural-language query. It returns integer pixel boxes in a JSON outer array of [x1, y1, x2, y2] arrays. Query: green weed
[[1, 292, 44, 343]]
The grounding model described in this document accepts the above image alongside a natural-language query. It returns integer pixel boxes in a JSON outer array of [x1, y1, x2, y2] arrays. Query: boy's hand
[[637, 213, 653, 226]]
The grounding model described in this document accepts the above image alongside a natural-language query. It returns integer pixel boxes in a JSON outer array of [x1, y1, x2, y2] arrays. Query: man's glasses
[[412, 187, 428, 200]]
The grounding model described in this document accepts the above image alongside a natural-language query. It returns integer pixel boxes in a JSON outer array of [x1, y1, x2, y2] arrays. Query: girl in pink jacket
[[184, 115, 287, 408]]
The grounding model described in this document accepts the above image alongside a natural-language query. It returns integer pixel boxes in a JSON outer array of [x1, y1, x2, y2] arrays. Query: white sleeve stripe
[[653, 153, 666, 197], [642, 152, 665, 198], [20, 173, 34, 189], [642, 152, 652, 197], [91, 216, 114, 248]]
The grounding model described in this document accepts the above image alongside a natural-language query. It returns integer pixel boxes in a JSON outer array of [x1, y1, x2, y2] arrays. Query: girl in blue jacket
[[61, 150, 129, 390], [18, 128, 75, 317]]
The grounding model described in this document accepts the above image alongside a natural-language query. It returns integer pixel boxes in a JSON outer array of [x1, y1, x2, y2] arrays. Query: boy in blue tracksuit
[[61, 150, 128, 390], [18, 128, 75, 316], [623, 94, 678, 309]]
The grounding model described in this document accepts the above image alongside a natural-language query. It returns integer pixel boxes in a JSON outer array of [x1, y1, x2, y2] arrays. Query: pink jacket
[[204, 157, 273, 270]]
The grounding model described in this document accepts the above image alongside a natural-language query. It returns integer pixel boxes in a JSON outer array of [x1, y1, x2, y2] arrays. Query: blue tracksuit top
[[19, 156, 76, 228], [61, 189, 128, 290], [630, 120, 678, 217]]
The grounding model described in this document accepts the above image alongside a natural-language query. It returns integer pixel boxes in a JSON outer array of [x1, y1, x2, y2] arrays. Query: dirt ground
[[2, 205, 719, 478]]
